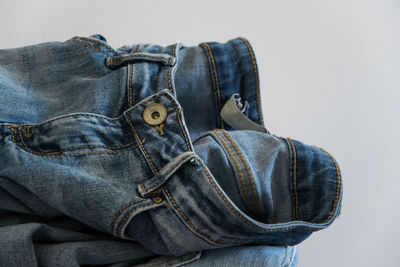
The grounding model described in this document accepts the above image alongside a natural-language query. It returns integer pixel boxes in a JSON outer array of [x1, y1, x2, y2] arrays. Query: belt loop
[[138, 151, 200, 197]]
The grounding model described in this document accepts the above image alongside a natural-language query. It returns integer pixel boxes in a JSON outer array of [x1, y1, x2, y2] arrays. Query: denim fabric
[[0, 35, 342, 266], [184, 245, 298, 267]]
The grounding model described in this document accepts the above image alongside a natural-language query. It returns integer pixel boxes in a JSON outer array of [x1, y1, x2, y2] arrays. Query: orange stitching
[[21, 113, 125, 128], [74, 36, 120, 55], [11, 127, 16, 144], [15, 128, 142, 158], [238, 37, 263, 126], [20, 135, 136, 155], [21, 126, 35, 138], [149, 188, 162, 195], [287, 138, 299, 220], [125, 115, 159, 175], [168, 44, 177, 94], [71, 39, 114, 57], [128, 64, 134, 108], [213, 130, 254, 212], [163, 94, 192, 151], [144, 153, 194, 192], [117, 202, 157, 237], [201, 164, 312, 231], [110, 199, 147, 234], [201, 42, 224, 129], [163, 186, 230, 245], [221, 129, 262, 214], [317, 147, 342, 221]]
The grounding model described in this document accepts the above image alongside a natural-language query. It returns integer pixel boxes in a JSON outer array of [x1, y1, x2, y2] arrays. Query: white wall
[[1, 1, 399, 266]]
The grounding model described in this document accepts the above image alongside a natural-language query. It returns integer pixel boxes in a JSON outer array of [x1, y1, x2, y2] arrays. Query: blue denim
[[0, 34, 342, 266]]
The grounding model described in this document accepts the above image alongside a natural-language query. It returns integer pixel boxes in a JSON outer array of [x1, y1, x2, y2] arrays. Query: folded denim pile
[[0, 34, 342, 267]]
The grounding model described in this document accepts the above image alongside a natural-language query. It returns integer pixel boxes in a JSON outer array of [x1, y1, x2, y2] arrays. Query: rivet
[[152, 196, 163, 204]]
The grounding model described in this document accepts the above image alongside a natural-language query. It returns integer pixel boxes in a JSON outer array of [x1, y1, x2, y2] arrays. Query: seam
[[19, 130, 138, 155], [11, 127, 16, 144], [238, 37, 263, 126], [128, 64, 134, 108], [110, 199, 147, 234], [317, 147, 342, 221], [14, 126, 142, 158], [163, 186, 231, 245], [220, 129, 262, 215], [117, 202, 157, 237], [168, 44, 177, 94], [71, 39, 114, 58], [73, 36, 120, 55], [213, 130, 254, 212], [125, 114, 159, 175], [163, 94, 191, 151], [201, 164, 299, 232], [13, 113, 125, 129], [287, 138, 299, 220], [144, 153, 194, 193], [200, 42, 224, 129], [127, 45, 139, 108]]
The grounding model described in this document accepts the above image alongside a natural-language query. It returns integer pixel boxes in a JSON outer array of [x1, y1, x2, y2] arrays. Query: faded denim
[[0, 35, 342, 266]]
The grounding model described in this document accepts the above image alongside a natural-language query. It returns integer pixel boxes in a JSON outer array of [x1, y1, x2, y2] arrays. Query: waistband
[[199, 38, 264, 130]]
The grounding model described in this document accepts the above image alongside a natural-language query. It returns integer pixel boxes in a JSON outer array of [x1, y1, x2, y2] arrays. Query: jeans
[[0, 34, 342, 266]]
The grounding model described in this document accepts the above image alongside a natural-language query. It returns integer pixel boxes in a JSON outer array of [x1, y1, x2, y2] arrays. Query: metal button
[[152, 196, 163, 204], [143, 103, 167, 126]]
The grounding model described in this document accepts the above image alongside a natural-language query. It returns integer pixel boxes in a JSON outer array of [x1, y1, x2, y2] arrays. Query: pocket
[[7, 112, 141, 157]]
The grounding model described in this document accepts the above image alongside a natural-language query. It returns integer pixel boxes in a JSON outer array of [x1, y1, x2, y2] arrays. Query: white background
[[1, 1, 399, 266]]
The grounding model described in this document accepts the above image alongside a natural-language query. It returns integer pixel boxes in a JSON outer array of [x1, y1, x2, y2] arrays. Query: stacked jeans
[[0, 34, 342, 266]]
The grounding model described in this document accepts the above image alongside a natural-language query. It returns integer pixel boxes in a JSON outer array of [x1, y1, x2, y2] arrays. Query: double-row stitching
[[238, 37, 263, 126], [220, 129, 262, 215], [318, 147, 342, 222], [287, 138, 299, 220], [19, 132, 138, 155], [144, 153, 194, 193], [110, 199, 147, 234], [13, 126, 142, 157], [163, 186, 230, 245], [125, 94, 191, 174], [201, 163, 313, 232], [128, 64, 134, 108], [201, 42, 224, 129], [74, 36, 120, 55], [163, 94, 191, 151], [168, 44, 177, 94], [117, 202, 157, 237], [18, 113, 125, 128], [125, 115, 159, 175], [127, 45, 139, 108], [71, 39, 114, 58], [213, 130, 254, 212]]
